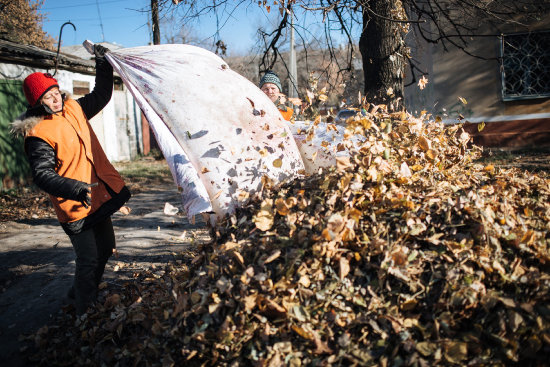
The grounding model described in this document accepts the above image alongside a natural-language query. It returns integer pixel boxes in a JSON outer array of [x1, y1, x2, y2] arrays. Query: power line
[[41, 0, 130, 11], [48, 14, 144, 22], [96, 0, 106, 42]]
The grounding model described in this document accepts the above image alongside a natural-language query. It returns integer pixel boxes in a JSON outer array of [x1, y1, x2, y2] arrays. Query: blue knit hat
[[259, 71, 282, 93]]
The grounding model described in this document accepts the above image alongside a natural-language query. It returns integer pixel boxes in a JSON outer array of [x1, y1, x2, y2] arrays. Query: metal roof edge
[[0, 38, 96, 75]]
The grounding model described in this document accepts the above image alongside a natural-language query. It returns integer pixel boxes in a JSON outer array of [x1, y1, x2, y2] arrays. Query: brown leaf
[[118, 206, 131, 215], [339, 257, 350, 279], [104, 294, 121, 309], [336, 156, 352, 172]]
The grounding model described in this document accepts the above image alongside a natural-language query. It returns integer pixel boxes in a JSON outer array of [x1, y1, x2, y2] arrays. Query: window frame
[[500, 30, 550, 101]]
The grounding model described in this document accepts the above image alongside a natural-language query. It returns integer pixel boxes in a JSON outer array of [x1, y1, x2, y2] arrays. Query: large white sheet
[[86, 42, 306, 222]]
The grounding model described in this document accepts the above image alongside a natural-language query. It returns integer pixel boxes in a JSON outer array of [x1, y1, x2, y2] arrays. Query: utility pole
[[151, 0, 161, 45], [288, 9, 298, 98]]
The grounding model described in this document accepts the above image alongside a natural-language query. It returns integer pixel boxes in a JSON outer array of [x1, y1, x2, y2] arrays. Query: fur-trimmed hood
[[10, 112, 43, 137], [11, 91, 71, 137]]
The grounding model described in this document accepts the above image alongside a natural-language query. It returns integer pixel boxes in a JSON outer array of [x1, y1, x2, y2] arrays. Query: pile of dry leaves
[[0, 189, 54, 222], [28, 106, 550, 366]]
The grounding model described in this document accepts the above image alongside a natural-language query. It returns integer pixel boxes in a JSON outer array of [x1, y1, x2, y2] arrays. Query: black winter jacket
[[19, 56, 130, 235]]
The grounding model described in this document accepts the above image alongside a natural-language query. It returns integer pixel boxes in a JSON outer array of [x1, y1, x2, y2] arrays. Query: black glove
[[93, 44, 110, 59], [74, 182, 92, 208]]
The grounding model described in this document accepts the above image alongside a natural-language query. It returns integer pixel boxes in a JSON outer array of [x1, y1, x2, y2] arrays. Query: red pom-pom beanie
[[23, 72, 59, 107]]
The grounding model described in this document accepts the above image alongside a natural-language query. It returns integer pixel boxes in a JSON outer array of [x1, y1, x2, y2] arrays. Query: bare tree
[[0, 0, 55, 49], [160, 0, 549, 110], [160, 11, 200, 44]]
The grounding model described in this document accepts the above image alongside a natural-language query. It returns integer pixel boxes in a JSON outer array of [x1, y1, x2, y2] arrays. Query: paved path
[[0, 185, 210, 366]]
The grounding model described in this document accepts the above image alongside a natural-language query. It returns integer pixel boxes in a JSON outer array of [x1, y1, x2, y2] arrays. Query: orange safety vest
[[26, 99, 126, 224], [279, 106, 293, 121]]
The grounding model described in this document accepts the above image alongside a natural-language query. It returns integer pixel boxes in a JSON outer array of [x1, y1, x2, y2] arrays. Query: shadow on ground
[[0, 184, 210, 367]]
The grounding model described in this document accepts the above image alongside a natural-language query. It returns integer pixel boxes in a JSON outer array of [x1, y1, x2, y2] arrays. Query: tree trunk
[[359, 0, 406, 110], [151, 0, 161, 45]]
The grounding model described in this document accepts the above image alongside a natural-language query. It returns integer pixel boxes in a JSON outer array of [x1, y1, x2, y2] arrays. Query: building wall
[[405, 17, 550, 122], [404, 16, 550, 147]]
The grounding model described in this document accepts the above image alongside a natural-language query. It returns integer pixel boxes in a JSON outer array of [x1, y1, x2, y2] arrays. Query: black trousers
[[68, 217, 116, 314]]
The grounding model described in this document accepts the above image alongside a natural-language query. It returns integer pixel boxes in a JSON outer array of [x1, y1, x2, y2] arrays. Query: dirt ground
[[479, 147, 550, 172], [0, 159, 211, 366]]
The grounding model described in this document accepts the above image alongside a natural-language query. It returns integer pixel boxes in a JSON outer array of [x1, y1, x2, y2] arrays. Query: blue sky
[[40, 0, 285, 55]]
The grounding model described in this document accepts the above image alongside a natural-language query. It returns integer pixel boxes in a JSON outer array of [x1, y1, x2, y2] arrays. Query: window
[[500, 30, 550, 101], [72, 80, 90, 96], [114, 77, 124, 91]]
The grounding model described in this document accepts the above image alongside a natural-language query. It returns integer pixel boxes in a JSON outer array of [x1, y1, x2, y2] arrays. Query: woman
[[11, 44, 131, 314]]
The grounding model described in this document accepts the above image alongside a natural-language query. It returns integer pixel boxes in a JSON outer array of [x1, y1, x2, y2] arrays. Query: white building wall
[[101, 97, 119, 161]]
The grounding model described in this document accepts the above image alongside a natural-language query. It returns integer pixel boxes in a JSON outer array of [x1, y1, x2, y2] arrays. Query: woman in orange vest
[[259, 71, 293, 121], [12, 44, 131, 314]]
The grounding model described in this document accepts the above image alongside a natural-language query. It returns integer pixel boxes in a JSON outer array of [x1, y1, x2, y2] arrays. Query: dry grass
[[114, 157, 173, 193]]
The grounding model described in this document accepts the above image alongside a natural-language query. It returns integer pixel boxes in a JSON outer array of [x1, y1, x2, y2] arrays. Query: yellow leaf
[[458, 96, 468, 105], [521, 230, 535, 244], [359, 118, 372, 129], [272, 158, 283, 168], [321, 228, 332, 241], [484, 164, 495, 173], [318, 94, 328, 102], [253, 199, 274, 231], [201, 167, 210, 173], [288, 97, 302, 106], [477, 121, 486, 132], [418, 136, 431, 151], [292, 324, 314, 340], [426, 149, 436, 161], [348, 208, 361, 222], [306, 89, 315, 104], [417, 75, 428, 90], [237, 190, 250, 202], [400, 297, 418, 311]]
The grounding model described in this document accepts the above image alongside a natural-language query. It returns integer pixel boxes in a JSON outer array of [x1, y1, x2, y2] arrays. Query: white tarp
[[85, 42, 305, 222]]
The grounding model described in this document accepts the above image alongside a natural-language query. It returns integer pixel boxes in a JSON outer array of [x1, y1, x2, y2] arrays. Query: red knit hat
[[23, 72, 59, 107]]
